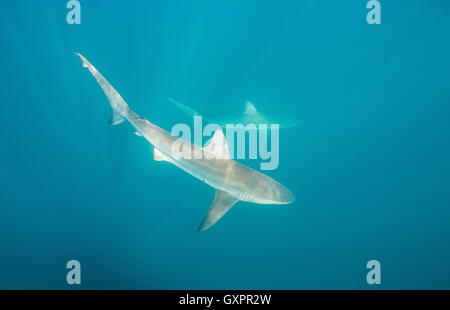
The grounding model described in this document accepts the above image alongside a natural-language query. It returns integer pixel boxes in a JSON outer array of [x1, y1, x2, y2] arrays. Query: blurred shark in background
[[169, 98, 299, 129]]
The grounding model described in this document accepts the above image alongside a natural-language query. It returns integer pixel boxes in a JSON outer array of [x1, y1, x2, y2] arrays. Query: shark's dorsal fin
[[204, 129, 231, 159], [244, 101, 257, 114], [198, 189, 239, 231]]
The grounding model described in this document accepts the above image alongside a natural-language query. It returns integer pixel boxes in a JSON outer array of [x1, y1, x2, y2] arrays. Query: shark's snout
[[279, 187, 295, 204]]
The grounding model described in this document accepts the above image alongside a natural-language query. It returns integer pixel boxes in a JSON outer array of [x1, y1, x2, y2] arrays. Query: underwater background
[[1, 0, 450, 289]]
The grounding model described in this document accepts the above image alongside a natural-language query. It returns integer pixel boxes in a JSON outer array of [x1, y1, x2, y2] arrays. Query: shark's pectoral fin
[[198, 190, 239, 232], [109, 110, 125, 125]]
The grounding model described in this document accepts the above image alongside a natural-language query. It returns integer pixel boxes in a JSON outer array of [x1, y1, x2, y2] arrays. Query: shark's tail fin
[[76, 52, 90, 68], [76, 52, 128, 126], [109, 110, 125, 125], [169, 98, 199, 118]]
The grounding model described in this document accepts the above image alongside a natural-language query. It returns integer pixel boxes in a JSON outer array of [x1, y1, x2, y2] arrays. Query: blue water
[[1, 0, 450, 289]]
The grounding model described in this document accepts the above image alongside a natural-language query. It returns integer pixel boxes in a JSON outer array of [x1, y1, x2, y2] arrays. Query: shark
[[169, 98, 299, 129], [76, 53, 295, 231]]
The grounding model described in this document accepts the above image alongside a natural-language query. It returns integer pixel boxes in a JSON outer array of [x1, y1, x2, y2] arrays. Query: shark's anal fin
[[198, 190, 239, 232], [109, 110, 125, 125], [154, 148, 169, 162]]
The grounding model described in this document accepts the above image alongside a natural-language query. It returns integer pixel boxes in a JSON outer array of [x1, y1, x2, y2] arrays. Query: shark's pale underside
[[76, 53, 295, 231], [169, 98, 299, 129]]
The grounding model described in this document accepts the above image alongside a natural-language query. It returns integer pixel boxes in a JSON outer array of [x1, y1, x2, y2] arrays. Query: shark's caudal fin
[[76, 52, 90, 68], [76, 52, 129, 126], [109, 110, 125, 125], [198, 190, 239, 232], [243, 101, 258, 114], [169, 98, 199, 118]]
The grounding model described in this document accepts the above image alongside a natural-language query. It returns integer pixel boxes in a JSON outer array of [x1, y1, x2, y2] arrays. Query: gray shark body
[[77, 53, 294, 231], [169, 98, 299, 129]]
